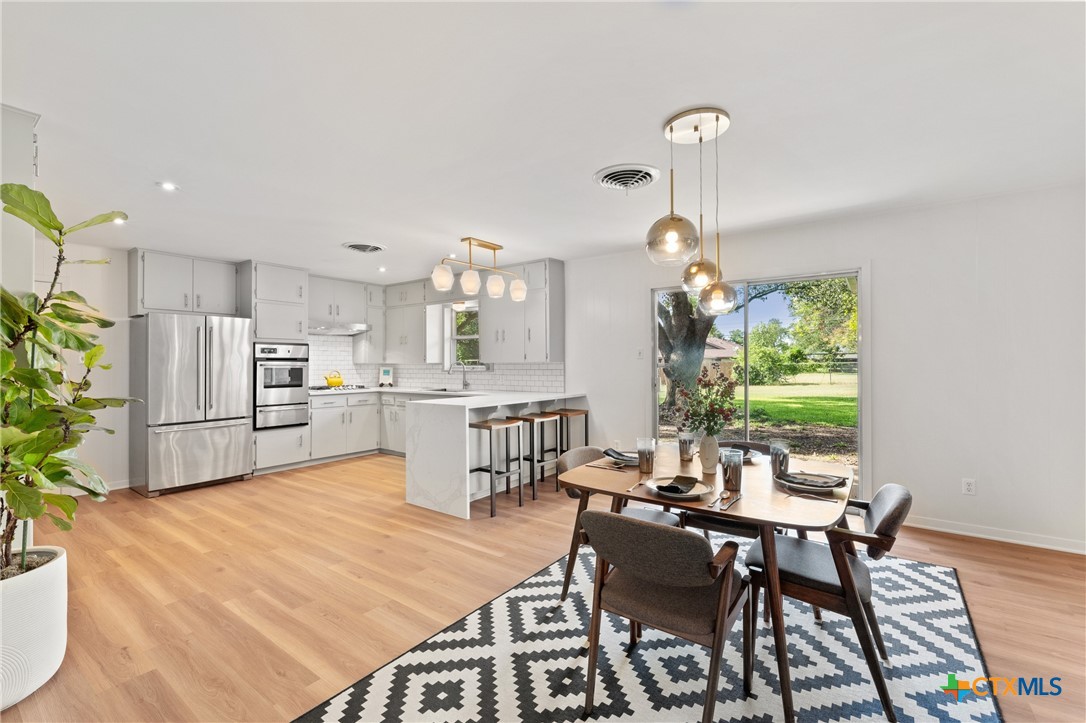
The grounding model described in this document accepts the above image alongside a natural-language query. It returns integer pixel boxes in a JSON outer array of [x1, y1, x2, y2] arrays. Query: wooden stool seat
[[508, 412, 560, 422], [470, 418, 523, 431], [553, 408, 588, 418], [552, 407, 590, 457]]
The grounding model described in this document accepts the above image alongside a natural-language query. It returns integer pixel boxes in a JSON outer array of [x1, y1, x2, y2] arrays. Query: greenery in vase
[[1, 183, 130, 575], [677, 368, 738, 438]]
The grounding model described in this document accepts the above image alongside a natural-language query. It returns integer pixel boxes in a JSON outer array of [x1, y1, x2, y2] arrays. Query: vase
[[0, 546, 67, 711], [698, 434, 719, 475]]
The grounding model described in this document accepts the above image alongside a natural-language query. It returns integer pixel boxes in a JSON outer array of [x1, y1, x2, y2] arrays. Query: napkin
[[656, 475, 700, 494], [603, 448, 638, 465], [777, 472, 847, 489]]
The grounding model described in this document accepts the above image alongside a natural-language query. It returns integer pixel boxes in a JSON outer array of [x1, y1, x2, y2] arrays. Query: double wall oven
[[254, 343, 309, 429]]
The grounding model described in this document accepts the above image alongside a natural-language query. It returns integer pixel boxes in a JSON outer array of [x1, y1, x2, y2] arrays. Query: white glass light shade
[[486, 274, 506, 299], [460, 269, 481, 295], [680, 258, 718, 294], [509, 278, 527, 302], [645, 214, 699, 267], [452, 300, 466, 312], [697, 280, 738, 316], [430, 263, 454, 291]]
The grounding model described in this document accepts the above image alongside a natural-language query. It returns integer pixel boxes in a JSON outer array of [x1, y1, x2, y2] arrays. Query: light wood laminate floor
[[7, 454, 1084, 722]]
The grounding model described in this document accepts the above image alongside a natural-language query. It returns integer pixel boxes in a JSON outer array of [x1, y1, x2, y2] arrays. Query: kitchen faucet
[[451, 360, 470, 390]]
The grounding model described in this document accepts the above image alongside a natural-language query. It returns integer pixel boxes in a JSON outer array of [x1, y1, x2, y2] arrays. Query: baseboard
[[906, 515, 1086, 555]]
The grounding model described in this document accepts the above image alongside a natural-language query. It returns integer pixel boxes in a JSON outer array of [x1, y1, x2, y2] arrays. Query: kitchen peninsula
[[405, 391, 587, 518]]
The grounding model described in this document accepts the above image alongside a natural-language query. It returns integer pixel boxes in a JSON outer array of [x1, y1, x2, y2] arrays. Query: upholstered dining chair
[[558, 446, 681, 601], [579, 510, 752, 723], [743, 483, 913, 723]]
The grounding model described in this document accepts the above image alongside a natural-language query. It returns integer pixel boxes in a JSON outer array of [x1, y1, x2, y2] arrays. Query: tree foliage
[[1, 183, 131, 572]]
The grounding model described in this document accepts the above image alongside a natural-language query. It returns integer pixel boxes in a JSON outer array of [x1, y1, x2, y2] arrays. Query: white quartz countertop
[[308, 387, 476, 398], [407, 390, 587, 409]]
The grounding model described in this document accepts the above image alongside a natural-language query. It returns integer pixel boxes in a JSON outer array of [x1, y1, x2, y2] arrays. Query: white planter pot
[[699, 434, 719, 475], [1, 546, 67, 711]]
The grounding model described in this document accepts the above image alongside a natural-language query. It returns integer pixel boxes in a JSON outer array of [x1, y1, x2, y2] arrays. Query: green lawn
[[745, 395, 857, 427]]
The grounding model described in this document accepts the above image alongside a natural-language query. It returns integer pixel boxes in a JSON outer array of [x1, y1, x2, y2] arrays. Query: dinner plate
[[646, 477, 714, 500], [775, 472, 847, 494]]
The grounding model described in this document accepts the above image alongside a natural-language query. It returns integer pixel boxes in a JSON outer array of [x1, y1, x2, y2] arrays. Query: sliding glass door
[[655, 273, 860, 479]]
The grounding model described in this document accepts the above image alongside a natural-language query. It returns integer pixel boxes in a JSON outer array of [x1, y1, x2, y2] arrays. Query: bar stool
[[469, 418, 525, 517], [553, 408, 589, 456], [507, 412, 561, 497]]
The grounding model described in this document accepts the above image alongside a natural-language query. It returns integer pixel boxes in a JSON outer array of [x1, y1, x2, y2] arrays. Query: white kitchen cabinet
[[308, 276, 336, 325], [477, 258, 564, 363], [254, 262, 307, 304], [255, 426, 311, 469], [346, 397, 381, 452], [381, 403, 406, 453], [309, 277, 367, 327], [137, 250, 194, 312], [521, 261, 547, 290], [386, 281, 426, 307], [254, 301, 307, 341], [366, 285, 385, 308], [193, 259, 237, 315], [524, 292, 547, 362], [311, 406, 348, 459], [352, 311, 385, 364], [384, 305, 425, 364], [334, 280, 367, 324]]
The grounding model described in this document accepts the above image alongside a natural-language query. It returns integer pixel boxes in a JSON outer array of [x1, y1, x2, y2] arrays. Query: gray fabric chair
[[580, 510, 751, 723], [743, 483, 913, 723], [558, 446, 681, 601]]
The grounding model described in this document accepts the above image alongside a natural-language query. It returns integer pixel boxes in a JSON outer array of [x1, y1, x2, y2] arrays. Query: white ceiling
[[3, 2, 1083, 284]]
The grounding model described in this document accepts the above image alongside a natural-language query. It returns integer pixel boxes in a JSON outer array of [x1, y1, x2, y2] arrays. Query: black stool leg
[[583, 411, 589, 447], [529, 422, 538, 500], [516, 425, 524, 506], [489, 429, 497, 517]]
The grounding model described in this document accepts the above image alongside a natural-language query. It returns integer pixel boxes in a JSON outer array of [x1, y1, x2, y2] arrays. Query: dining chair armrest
[[826, 526, 893, 552], [707, 540, 739, 580], [846, 498, 871, 511]]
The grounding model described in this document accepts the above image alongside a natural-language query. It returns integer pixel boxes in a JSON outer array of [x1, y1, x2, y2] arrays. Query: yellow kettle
[[324, 371, 344, 387]]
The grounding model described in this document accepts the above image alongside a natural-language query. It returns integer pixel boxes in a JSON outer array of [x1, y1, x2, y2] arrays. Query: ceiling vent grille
[[593, 164, 660, 192], [342, 243, 386, 254]]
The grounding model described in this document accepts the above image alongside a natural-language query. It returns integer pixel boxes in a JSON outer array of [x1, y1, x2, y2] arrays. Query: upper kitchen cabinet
[[253, 262, 307, 304], [237, 261, 308, 341], [477, 258, 564, 363], [386, 281, 426, 307], [366, 285, 385, 308], [425, 275, 456, 302], [127, 249, 238, 317], [309, 276, 368, 328], [384, 305, 426, 364]]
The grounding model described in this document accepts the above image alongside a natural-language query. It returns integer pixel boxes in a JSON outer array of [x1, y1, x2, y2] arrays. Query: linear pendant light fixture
[[430, 237, 526, 302]]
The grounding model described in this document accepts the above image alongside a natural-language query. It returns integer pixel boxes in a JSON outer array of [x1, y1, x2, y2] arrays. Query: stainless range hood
[[307, 323, 371, 336]]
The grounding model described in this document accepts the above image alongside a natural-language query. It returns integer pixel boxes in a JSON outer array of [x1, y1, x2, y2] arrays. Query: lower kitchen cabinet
[[255, 426, 311, 469], [381, 400, 406, 453], [311, 406, 348, 459], [346, 397, 381, 452]]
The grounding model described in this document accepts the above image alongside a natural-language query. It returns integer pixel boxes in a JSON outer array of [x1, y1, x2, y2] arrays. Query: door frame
[[651, 265, 870, 499]]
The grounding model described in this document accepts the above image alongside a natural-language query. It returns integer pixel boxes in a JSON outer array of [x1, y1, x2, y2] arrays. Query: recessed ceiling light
[[378, 267, 386, 273], [449, 253, 457, 259], [112, 218, 126, 225], [156, 181, 179, 191]]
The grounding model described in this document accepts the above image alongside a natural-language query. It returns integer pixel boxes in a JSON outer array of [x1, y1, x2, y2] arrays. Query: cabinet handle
[[527, 328, 531, 342], [336, 304, 340, 316], [341, 412, 345, 424], [350, 411, 353, 423], [184, 292, 189, 308], [298, 284, 303, 298], [329, 304, 333, 316], [297, 321, 303, 333], [494, 330, 499, 342], [196, 294, 202, 309], [298, 434, 303, 447], [501, 329, 506, 342]]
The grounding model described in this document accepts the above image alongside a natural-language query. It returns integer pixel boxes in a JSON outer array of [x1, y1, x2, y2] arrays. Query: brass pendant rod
[[714, 113, 722, 279], [668, 124, 675, 215], [438, 257, 519, 278], [698, 124, 704, 260]]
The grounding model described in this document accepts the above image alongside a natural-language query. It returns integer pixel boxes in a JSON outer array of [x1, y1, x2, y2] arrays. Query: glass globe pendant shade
[[509, 278, 527, 302], [697, 280, 738, 316], [486, 274, 506, 299], [430, 263, 454, 292], [680, 258, 718, 294], [452, 300, 466, 312], [645, 214, 699, 267], [460, 269, 481, 295]]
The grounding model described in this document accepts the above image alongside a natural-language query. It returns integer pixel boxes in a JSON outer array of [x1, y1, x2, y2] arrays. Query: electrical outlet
[[636, 348, 645, 360], [962, 478, 976, 496]]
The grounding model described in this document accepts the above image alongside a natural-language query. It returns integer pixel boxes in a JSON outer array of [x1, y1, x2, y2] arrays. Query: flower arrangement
[[677, 368, 738, 438]]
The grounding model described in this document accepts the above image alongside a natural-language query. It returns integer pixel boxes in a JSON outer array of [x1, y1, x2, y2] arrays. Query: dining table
[[558, 442, 854, 723]]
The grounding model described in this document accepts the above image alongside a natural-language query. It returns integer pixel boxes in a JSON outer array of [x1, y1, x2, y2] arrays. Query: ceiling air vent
[[593, 164, 660, 192], [342, 243, 386, 254]]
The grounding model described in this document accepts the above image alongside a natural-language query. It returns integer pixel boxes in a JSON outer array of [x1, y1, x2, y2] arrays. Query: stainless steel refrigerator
[[130, 313, 253, 497]]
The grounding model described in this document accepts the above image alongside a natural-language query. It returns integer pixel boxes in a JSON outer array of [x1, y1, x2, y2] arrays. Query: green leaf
[[46, 513, 73, 531], [43, 492, 78, 520], [64, 211, 127, 234], [2, 480, 46, 519], [83, 344, 105, 369], [52, 290, 89, 304], [48, 301, 114, 329], [1, 287, 30, 327], [3, 204, 60, 243], [0, 346, 14, 376], [1, 183, 63, 231], [53, 452, 108, 495], [0, 426, 35, 447]]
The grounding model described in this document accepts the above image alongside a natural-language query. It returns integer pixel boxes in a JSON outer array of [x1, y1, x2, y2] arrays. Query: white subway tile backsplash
[[306, 335, 564, 392]]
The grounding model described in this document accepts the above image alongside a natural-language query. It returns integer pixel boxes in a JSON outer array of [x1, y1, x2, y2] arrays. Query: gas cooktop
[[309, 384, 369, 391]]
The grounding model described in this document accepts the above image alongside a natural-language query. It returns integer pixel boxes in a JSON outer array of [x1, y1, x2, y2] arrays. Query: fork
[[782, 489, 837, 503]]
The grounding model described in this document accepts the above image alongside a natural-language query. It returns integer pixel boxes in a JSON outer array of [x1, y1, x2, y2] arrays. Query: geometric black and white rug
[[296, 535, 1002, 723]]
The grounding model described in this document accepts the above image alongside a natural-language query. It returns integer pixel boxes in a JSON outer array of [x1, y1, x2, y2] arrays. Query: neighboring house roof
[[704, 337, 739, 359]]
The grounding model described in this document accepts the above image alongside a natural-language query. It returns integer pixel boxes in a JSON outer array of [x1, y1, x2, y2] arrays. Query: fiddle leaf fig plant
[[1, 183, 130, 575]]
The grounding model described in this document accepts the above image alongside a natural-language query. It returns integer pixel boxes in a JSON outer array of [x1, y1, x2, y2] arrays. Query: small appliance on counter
[[324, 370, 344, 387], [378, 366, 394, 387]]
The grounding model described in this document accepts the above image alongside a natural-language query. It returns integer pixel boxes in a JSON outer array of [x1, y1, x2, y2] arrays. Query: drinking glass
[[677, 431, 695, 462], [770, 439, 790, 477], [636, 437, 656, 475], [721, 448, 743, 492]]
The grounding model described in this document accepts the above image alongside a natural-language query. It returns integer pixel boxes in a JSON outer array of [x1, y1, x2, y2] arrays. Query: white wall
[[35, 238, 130, 492], [1, 105, 38, 295], [565, 183, 1085, 553]]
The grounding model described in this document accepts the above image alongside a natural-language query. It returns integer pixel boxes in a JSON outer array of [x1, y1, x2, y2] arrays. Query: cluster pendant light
[[648, 107, 737, 316], [430, 237, 526, 303]]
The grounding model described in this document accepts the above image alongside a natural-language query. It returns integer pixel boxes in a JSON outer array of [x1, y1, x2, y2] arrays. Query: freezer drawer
[[147, 419, 253, 493]]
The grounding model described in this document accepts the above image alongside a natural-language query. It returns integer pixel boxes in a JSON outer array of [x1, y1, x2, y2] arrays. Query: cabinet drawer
[[310, 396, 346, 409], [347, 395, 377, 406], [255, 427, 310, 469]]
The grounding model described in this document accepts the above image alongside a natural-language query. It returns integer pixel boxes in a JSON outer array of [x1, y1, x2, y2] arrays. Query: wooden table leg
[[608, 496, 623, 513], [560, 492, 591, 601], [759, 524, 795, 723]]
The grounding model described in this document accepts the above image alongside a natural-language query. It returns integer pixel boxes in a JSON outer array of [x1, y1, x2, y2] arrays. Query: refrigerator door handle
[[207, 324, 214, 410], [153, 419, 250, 434], [195, 326, 202, 411]]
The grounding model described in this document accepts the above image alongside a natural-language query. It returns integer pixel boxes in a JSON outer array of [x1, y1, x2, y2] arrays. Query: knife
[[719, 493, 743, 512]]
